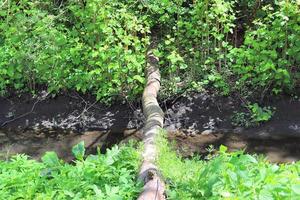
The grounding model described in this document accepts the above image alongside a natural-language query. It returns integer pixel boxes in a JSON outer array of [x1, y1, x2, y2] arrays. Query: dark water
[[1, 93, 300, 163]]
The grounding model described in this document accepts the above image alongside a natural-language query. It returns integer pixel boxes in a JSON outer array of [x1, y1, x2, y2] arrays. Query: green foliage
[[156, 132, 300, 200], [231, 103, 274, 127], [0, 0, 299, 101], [229, 1, 300, 96], [72, 141, 85, 161], [0, 0, 149, 101], [148, 0, 299, 98], [248, 103, 274, 123], [156, 0, 236, 97], [231, 111, 252, 128], [41, 151, 61, 167], [0, 142, 142, 199]]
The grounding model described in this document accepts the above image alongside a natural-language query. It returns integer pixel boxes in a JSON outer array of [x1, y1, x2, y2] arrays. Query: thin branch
[[0, 0, 8, 9], [1, 92, 49, 128]]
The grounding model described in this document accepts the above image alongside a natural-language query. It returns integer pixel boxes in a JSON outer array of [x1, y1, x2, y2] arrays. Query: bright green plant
[[152, 0, 299, 99], [231, 103, 274, 127], [248, 103, 274, 123], [0, 0, 299, 101], [228, 0, 299, 96], [0, 141, 142, 199], [156, 132, 300, 199], [0, 0, 150, 102], [154, 0, 237, 97]]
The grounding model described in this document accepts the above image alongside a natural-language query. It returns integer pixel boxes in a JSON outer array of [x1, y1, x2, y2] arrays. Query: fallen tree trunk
[[137, 36, 165, 200]]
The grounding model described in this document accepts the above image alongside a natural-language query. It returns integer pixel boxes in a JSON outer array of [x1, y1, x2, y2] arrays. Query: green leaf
[[7, 66, 14, 77], [292, 184, 300, 195], [133, 75, 145, 84], [244, 155, 258, 163], [219, 145, 228, 153], [259, 189, 274, 200], [42, 151, 60, 167], [72, 141, 85, 160]]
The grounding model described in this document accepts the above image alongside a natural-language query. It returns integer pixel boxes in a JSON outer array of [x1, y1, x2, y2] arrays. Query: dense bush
[[157, 133, 300, 199], [0, 142, 142, 199], [155, 0, 237, 96], [153, 0, 300, 98], [228, 1, 300, 97], [0, 0, 299, 101], [0, 0, 149, 102]]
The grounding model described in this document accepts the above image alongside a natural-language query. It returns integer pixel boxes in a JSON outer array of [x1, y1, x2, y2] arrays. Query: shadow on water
[[0, 104, 143, 161], [0, 128, 143, 162], [0, 93, 144, 161], [169, 131, 300, 163], [1, 93, 300, 163]]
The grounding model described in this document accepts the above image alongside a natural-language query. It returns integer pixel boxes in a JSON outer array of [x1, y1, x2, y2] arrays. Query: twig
[[76, 100, 98, 119], [65, 99, 98, 123], [67, 92, 105, 111], [0, 0, 8, 9], [75, 93, 88, 108], [1, 92, 49, 127], [163, 101, 171, 125]]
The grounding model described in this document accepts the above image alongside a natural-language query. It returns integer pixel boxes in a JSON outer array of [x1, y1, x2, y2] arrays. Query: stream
[[1, 92, 300, 163]]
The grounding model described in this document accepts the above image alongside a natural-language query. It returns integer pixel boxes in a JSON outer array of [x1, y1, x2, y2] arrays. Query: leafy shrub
[[65, 0, 150, 101], [150, 0, 300, 98], [0, 0, 299, 101], [155, 0, 236, 96], [0, 0, 149, 102], [228, 1, 300, 96], [231, 111, 252, 128], [231, 103, 274, 127], [248, 103, 274, 123], [0, 142, 142, 199], [157, 132, 300, 199]]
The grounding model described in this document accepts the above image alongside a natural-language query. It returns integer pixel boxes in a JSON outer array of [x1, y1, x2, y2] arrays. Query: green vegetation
[[248, 103, 274, 123], [157, 132, 300, 199], [1, 1, 300, 199], [0, 0, 149, 102], [0, 0, 299, 102], [143, 0, 300, 98], [231, 103, 274, 127], [0, 142, 142, 199]]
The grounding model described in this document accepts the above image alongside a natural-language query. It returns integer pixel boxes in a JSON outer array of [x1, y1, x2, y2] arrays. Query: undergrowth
[[0, 141, 142, 199], [0, 0, 299, 102], [156, 131, 300, 199], [231, 103, 274, 127]]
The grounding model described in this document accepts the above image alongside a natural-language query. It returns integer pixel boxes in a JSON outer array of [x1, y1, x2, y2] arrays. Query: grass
[[0, 141, 142, 200], [156, 131, 300, 200]]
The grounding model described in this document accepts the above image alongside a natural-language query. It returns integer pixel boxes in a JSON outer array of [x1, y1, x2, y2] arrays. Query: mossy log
[[137, 38, 165, 200]]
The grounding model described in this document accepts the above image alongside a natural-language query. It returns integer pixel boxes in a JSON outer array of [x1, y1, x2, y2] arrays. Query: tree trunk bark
[[137, 35, 165, 200]]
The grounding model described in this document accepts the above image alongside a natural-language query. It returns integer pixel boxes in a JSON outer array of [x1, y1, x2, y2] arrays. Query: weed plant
[[0, 142, 142, 199], [157, 131, 300, 199]]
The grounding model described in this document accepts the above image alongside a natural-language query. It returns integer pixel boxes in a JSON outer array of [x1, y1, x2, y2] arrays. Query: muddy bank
[[0, 92, 143, 160], [0, 92, 144, 131], [163, 93, 300, 163], [164, 93, 300, 138], [1, 92, 300, 163], [169, 131, 300, 163], [0, 128, 142, 161]]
